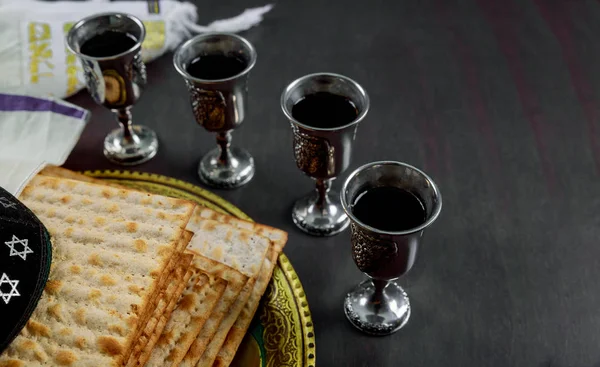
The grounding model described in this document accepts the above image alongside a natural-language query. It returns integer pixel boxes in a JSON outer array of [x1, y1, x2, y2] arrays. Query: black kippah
[[0, 186, 52, 354]]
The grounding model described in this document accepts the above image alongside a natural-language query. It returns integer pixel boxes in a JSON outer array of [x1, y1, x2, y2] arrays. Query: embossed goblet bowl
[[281, 73, 370, 236], [66, 12, 158, 165], [174, 33, 257, 189], [341, 161, 442, 336]]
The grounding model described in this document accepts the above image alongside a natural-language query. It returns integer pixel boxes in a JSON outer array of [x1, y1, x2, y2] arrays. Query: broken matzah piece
[[213, 249, 278, 367], [129, 262, 196, 367], [185, 218, 270, 278], [0, 175, 195, 367], [141, 253, 236, 367], [180, 215, 271, 367], [193, 207, 288, 367], [125, 240, 195, 367], [151, 252, 247, 367]]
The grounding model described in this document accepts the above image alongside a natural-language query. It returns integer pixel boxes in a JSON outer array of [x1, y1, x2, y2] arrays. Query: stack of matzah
[[0, 175, 197, 366], [0, 167, 288, 367]]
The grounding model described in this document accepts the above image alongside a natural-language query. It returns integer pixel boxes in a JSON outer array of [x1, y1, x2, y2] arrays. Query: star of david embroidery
[[0, 197, 16, 209], [0, 273, 19, 304], [5, 235, 33, 261]]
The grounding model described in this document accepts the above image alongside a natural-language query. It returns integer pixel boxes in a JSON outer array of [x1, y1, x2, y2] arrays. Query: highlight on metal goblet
[[340, 161, 442, 335], [281, 73, 369, 236], [66, 12, 158, 166], [173, 33, 257, 189]]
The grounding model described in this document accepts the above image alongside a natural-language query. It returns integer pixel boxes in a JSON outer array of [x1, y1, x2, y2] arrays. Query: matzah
[[130, 264, 195, 367], [213, 250, 278, 367], [39, 166, 108, 186], [181, 208, 284, 367], [29, 169, 291, 367], [167, 252, 247, 367], [125, 234, 195, 367], [186, 218, 270, 278], [142, 253, 237, 367], [25, 178, 193, 366], [193, 208, 288, 367], [184, 279, 255, 367], [180, 213, 271, 367], [193, 206, 288, 254], [0, 175, 195, 367]]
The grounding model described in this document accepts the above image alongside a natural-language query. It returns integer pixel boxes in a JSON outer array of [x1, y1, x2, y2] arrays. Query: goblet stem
[[315, 178, 332, 212], [292, 177, 348, 236], [216, 131, 232, 166], [371, 279, 388, 306], [115, 108, 140, 145]]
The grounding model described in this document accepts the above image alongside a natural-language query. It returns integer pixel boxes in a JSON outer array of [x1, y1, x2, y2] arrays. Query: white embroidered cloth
[[0, 93, 88, 196]]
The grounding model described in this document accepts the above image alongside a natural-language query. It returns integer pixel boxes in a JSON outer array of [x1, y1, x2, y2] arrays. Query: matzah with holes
[[214, 249, 279, 367], [180, 217, 270, 366], [39, 166, 124, 189], [28, 168, 291, 366], [131, 262, 195, 367], [148, 252, 247, 367], [191, 207, 287, 367], [124, 233, 195, 367], [141, 253, 234, 367], [0, 175, 195, 367]]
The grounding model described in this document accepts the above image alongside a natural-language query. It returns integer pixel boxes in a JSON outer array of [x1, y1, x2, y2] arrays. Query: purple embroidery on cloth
[[0, 93, 87, 120]]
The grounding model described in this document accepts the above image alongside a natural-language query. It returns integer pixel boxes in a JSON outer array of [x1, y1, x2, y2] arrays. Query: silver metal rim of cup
[[172, 32, 257, 84], [340, 160, 443, 236], [280, 72, 370, 132], [66, 12, 146, 61]]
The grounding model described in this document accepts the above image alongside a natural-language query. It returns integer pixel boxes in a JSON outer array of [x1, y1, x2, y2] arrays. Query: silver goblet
[[66, 12, 158, 165], [173, 33, 256, 189], [281, 73, 369, 236], [340, 161, 442, 335]]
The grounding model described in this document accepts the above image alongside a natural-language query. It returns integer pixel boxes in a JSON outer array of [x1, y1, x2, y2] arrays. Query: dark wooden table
[[64, 1, 600, 366]]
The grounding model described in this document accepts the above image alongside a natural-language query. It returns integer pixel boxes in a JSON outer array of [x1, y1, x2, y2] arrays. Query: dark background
[[64, 1, 600, 366]]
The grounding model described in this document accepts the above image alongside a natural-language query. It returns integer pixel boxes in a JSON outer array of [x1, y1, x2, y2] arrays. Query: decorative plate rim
[[81, 170, 316, 367]]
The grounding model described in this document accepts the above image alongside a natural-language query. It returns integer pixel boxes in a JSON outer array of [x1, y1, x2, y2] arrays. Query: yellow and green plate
[[83, 170, 316, 367]]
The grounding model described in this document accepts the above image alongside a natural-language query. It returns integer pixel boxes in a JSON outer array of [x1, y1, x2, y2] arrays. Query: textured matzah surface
[[213, 250, 279, 367], [193, 207, 288, 367], [192, 206, 288, 253], [25, 176, 195, 365], [39, 166, 114, 187], [124, 232, 194, 367], [126, 251, 194, 367], [30, 171, 290, 367], [174, 253, 248, 367], [132, 266, 195, 367], [185, 218, 270, 278], [143, 256, 228, 367], [0, 176, 195, 367], [181, 278, 255, 367], [182, 208, 288, 367]]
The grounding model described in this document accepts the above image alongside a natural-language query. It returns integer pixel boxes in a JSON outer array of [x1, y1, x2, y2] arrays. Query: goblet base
[[198, 146, 255, 189], [103, 125, 158, 166], [344, 279, 410, 336], [292, 190, 349, 236]]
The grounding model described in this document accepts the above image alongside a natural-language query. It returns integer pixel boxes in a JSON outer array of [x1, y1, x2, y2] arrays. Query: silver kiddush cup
[[341, 161, 442, 335], [66, 12, 158, 165], [281, 73, 369, 236], [174, 33, 256, 189]]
